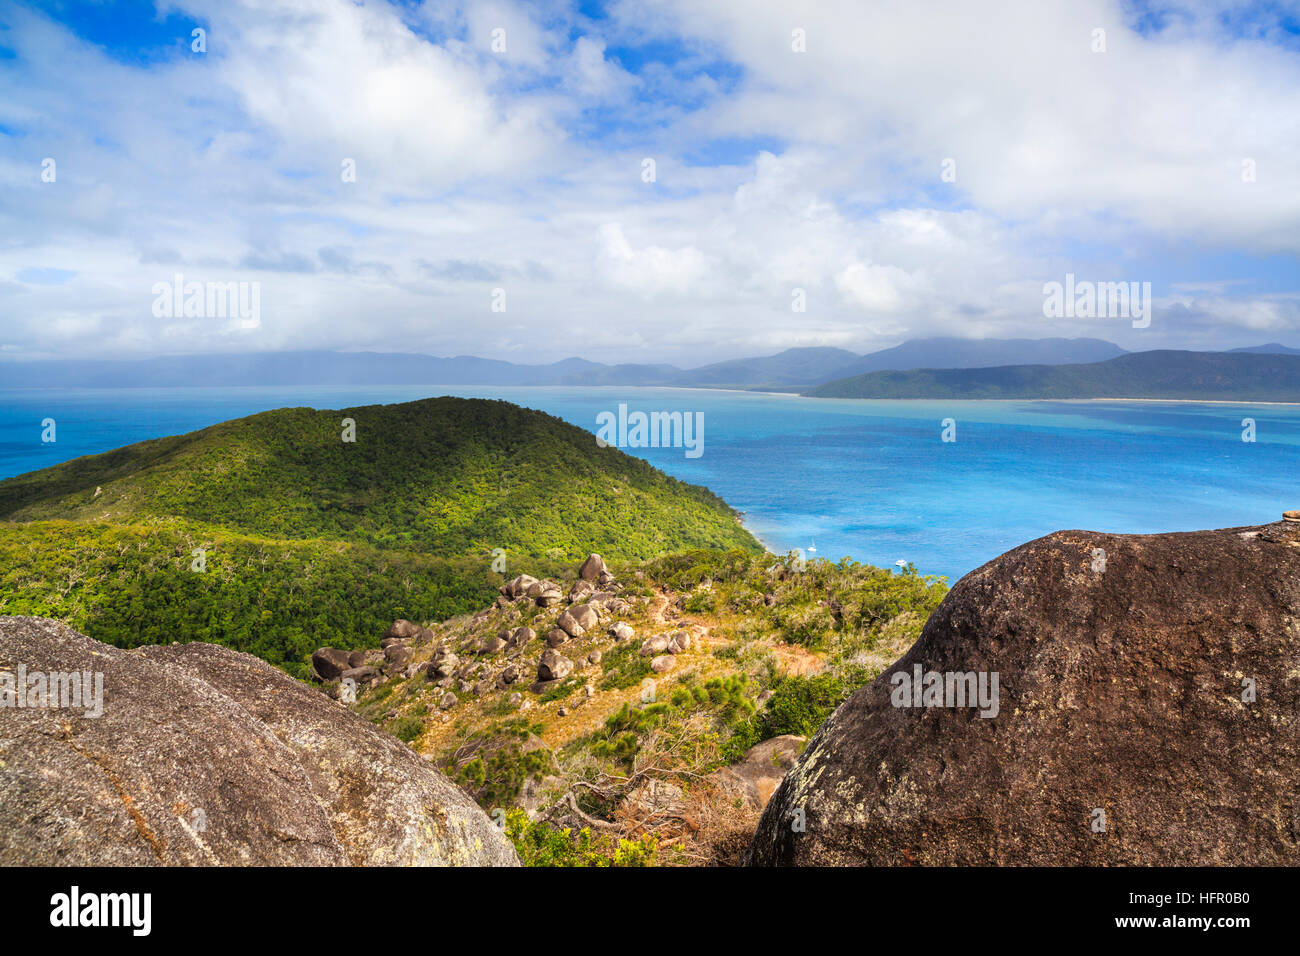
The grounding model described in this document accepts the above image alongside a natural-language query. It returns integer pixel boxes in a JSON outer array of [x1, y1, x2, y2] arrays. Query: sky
[[1, 0, 1298, 365]]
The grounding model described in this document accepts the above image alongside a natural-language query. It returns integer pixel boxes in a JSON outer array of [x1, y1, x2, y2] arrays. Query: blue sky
[[33, 0, 203, 62], [1, 0, 1298, 363]]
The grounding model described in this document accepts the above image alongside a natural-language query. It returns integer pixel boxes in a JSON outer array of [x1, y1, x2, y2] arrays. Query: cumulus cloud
[[0, 0, 1296, 363], [835, 262, 919, 313], [597, 222, 711, 296]]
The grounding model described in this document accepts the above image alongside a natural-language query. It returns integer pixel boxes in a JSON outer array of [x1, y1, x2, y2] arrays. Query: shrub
[[388, 715, 425, 743], [723, 672, 848, 762], [503, 809, 657, 866], [452, 738, 554, 810], [683, 589, 716, 613], [597, 641, 653, 691]]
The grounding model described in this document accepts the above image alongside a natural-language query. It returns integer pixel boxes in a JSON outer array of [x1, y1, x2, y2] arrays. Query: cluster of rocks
[[309, 553, 656, 716], [311, 618, 433, 691], [492, 554, 634, 697], [496, 554, 630, 617], [638, 628, 693, 673]]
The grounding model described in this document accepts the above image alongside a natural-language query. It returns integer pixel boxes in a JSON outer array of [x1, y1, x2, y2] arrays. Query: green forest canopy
[[0, 397, 762, 675]]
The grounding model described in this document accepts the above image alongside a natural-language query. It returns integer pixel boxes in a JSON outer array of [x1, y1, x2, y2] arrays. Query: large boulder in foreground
[[0, 617, 518, 867], [746, 520, 1300, 866]]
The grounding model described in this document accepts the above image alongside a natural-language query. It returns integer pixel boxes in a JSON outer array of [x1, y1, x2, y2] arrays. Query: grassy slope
[[353, 548, 949, 865], [805, 350, 1300, 400], [0, 397, 761, 675]]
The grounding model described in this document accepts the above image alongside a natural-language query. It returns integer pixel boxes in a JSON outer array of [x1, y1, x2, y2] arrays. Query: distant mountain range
[[1227, 343, 1300, 355], [2, 337, 1297, 394], [0, 337, 1130, 389], [805, 350, 1300, 402], [829, 336, 1128, 375]]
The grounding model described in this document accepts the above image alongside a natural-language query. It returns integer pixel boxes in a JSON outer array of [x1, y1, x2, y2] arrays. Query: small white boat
[[807, 538, 817, 553]]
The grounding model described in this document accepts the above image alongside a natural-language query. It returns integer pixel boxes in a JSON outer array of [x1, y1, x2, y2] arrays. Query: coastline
[[3, 381, 1296, 406], [798, 394, 1300, 406]]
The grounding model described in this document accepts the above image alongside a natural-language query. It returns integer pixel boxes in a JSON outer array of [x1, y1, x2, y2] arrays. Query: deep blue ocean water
[[2, 385, 1297, 583]]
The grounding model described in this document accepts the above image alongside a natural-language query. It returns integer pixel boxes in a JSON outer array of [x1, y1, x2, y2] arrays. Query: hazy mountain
[[833, 336, 1127, 375], [1, 338, 1135, 390], [559, 362, 684, 386], [12, 337, 1296, 392], [677, 347, 866, 388], [1228, 343, 1300, 355], [805, 351, 1300, 401], [0, 351, 570, 388]]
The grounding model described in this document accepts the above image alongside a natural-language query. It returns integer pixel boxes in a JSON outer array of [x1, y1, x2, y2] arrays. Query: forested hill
[[804, 350, 1300, 401], [0, 397, 759, 674], [0, 396, 758, 559]]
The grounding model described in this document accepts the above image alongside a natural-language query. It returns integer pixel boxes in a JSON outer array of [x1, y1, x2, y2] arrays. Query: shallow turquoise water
[[2, 385, 1296, 583]]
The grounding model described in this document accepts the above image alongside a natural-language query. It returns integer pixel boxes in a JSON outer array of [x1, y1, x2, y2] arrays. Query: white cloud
[[597, 222, 711, 296], [0, 0, 1296, 364], [566, 37, 638, 100], [835, 262, 917, 313]]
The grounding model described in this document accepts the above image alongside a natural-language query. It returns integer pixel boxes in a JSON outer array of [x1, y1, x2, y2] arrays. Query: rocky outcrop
[[0, 617, 518, 866], [557, 604, 599, 638], [640, 634, 671, 656], [746, 521, 1300, 866], [507, 626, 535, 649], [538, 648, 573, 682], [385, 619, 421, 641], [555, 609, 585, 639], [384, 643, 413, 666], [527, 580, 563, 607], [429, 649, 459, 678], [578, 553, 607, 582], [341, 664, 378, 686], [311, 647, 353, 680], [501, 575, 538, 600]]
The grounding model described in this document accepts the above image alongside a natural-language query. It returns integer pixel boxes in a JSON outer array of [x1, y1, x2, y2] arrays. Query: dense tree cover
[[0, 397, 760, 559], [0, 398, 762, 672], [0, 519, 521, 678]]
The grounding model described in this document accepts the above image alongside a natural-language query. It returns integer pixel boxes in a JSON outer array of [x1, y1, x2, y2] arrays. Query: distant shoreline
[[2, 382, 1298, 406], [1055, 397, 1300, 406], [800, 395, 1300, 406]]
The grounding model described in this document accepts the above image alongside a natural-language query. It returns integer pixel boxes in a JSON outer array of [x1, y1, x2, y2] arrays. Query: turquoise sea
[[2, 385, 1297, 583]]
